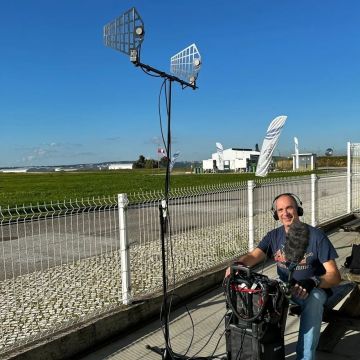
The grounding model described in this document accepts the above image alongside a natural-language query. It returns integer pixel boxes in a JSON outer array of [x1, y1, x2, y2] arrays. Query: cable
[[222, 309, 246, 360], [164, 295, 230, 359], [140, 64, 162, 77], [168, 293, 196, 356], [224, 273, 268, 323], [158, 79, 168, 154], [156, 76, 225, 360], [136, 47, 161, 78], [187, 310, 229, 360], [224, 265, 288, 324], [209, 330, 226, 359], [157, 77, 180, 360], [235, 330, 246, 360]]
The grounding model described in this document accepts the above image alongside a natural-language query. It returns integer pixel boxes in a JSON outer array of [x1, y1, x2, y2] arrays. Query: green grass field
[[0, 169, 316, 208]]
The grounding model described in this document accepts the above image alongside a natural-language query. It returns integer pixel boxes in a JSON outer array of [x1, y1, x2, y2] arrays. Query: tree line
[[132, 155, 168, 169]]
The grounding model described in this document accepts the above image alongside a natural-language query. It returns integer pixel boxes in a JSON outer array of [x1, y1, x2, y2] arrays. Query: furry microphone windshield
[[284, 221, 309, 264]]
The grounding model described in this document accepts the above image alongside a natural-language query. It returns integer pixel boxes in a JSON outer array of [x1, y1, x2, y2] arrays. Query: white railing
[[0, 167, 359, 356]]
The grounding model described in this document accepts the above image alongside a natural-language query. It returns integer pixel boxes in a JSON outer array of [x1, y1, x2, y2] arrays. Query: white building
[[292, 153, 316, 171], [54, 167, 78, 172], [202, 148, 260, 172], [108, 163, 133, 170], [0, 168, 28, 173]]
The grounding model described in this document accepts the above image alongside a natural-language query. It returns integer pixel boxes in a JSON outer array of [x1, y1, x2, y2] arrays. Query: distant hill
[[0, 160, 203, 173]]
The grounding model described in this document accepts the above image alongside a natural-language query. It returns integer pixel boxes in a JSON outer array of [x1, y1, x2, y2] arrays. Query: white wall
[[206, 149, 260, 171], [108, 163, 133, 170], [202, 159, 214, 171]]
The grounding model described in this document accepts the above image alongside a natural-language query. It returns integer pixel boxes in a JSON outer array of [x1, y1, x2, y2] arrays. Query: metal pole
[[347, 141, 352, 213], [248, 180, 255, 252], [162, 79, 172, 357], [118, 193, 131, 305], [311, 174, 317, 227], [148, 79, 173, 359]]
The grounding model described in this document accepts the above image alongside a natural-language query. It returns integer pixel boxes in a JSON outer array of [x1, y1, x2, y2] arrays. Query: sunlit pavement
[[78, 230, 360, 360]]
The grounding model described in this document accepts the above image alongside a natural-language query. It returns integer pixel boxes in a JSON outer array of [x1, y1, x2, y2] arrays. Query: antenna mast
[[104, 8, 202, 360]]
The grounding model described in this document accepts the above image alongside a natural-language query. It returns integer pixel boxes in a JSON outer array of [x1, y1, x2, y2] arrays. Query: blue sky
[[1, 0, 359, 167]]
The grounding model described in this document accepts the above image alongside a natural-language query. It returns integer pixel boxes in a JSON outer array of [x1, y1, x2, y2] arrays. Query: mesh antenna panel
[[103, 7, 144, 61], [171, 44, 201, 85]]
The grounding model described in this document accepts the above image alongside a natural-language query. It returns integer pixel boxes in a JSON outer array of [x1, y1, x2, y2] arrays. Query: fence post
[[347, 141, 352, 213], [248, 180, 255, 251], [311, 174, 318, 227], [118, 193, 131, 305]]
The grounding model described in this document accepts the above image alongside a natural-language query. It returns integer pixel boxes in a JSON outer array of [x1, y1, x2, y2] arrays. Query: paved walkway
[[78, 230, 360, 360]]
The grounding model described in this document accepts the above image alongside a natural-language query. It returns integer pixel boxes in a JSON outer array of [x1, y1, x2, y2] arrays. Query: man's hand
[[290, 278, 317, 299], [224, 261, 246, 278]]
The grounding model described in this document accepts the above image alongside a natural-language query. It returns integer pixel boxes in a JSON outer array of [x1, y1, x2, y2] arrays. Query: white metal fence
[[0, 197, 122, 356], [1, 143, 360, 356], [349, 142, 360, 211]]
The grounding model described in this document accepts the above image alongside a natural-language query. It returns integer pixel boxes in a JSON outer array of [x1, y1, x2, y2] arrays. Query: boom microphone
[[284, 221, 309, 264]]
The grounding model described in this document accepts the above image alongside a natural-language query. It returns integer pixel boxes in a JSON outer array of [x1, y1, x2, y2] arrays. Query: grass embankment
[[0, 169, 317, 208]]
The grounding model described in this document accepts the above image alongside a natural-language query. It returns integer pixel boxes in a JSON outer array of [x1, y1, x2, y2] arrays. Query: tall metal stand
[[104, 10, 201, 358], [146, 80, 206, 360], [146, 79, 189, 360]]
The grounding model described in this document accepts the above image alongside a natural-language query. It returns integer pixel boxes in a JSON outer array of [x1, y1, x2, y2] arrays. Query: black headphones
[[271, 193, 304, 220]]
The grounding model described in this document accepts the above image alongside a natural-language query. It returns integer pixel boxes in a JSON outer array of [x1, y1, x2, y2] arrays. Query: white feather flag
[[216, 142, 224, 171], [294, 137, 299, 169], [169, 151, 180, 172], [255, 116, 288, 177]]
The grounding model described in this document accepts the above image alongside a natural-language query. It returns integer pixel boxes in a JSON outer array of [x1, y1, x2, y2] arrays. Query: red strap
[[231, 284, 261, 294]]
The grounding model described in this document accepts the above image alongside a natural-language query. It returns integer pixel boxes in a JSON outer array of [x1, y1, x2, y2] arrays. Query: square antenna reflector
[[170, 44, 202, 85], [103, 7, 144, 57]]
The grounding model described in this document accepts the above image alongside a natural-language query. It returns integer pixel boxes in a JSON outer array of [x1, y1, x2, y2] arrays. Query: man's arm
[[319, 259, 341, 288], [238, 248, 267, 267], [225, 248, 267, 277], [291, 259, 341, 299]]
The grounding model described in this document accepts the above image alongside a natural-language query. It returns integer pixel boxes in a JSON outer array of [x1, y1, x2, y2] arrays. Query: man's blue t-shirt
[[257, 224, 338, 282]]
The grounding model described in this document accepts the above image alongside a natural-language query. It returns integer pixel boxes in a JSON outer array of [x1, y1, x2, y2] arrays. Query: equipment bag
[[224, 264, 288, 360], [344, 244, 360, 274]]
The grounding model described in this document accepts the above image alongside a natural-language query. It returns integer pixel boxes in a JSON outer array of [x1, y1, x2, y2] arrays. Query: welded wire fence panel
[[352, 173, 360, 212], [127, 183, 249, 298], [1, 171, 359, 356], [0, 197, 121, 355], [252, 176, 313, 245], [316, 174, 348, 223], [126, 174, 348, 300], [126, 192, 162, 296], [350, 143, 360, 212]]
